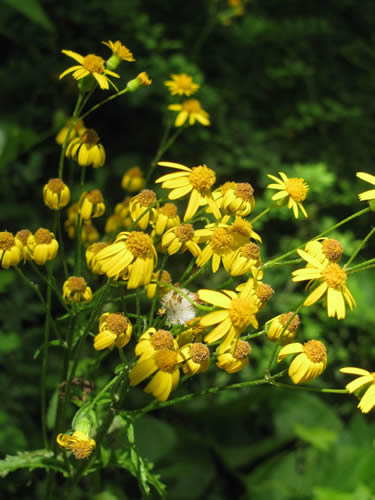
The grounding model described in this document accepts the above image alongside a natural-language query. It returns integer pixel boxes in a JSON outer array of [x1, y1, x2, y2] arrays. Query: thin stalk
[[41, 261, 53, 449], [345, 226, 375, 268], [79, 87, 129, 121], [249, 206, 272, 225], [271, 381, 347, 394]]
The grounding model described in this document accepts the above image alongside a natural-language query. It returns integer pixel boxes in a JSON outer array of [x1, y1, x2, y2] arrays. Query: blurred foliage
[[1, 0, 375, 498]]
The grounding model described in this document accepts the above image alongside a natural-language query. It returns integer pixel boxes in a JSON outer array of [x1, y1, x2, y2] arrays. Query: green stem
[[29, 260, 68, 311], [346, 227, 375, 268], [249, 206, 272, 225], [56, 211, 69, 278], [180, 262, 209, 288], [79, 87, 129, 121], [164, 282, 213, 311], [262, 207, 371, 270], [271, 381, 347, 394], [41, 261, 53, 449], [347, 262, 375, 275], [149, 253, 168, 326]]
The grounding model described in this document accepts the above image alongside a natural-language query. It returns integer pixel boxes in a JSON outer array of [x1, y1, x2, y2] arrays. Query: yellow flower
[[94, 312, 132, 350], [198, 282, 258, 350], [156, 161, 221, 221], [66, 129, 106, 168], [266, 312, 300, 344], [56, 118, 86, 145], [81, 221, 100, 246], [152, 203, 180, 236], [102, 40, 135, 70], [86, 242, 109, 275], [278, 340, 327, 384], [43, 178, 70, 210], [129, 190, 157, 230], [161, 223, 202, 257], [129, 348, 180, 402], [96, 231, 157, 286], [230, 242, 261, 277], [27, 228, 58, 265], [340, 367, 375, 414], [356, 172, 375, 201], [304, 238, 343, 266], [146, 269, 172, 299], [267, 172, 309, 218], [228, 216, 262, 247], [196, 225, 236, 273], [79, 189, 105, 220], [216, 339, 251, 374], [135, 328, 178, 361], [126, 72, 152, 92], [292, 249, 356, 319], [60, 50, 120, 90], [177, 343, 210, 375], [0, 231, 23, 269], [176, 317, 206, 347], [63, 276, 92, 304], [57, 430, 96, 460], [164, 73, 200, 96], [235, 277, 273, 311], [15, 229, 33, 262], [168, 99, 210, 127], [222, 182, 255, 217], [121, 167, 145, 192]]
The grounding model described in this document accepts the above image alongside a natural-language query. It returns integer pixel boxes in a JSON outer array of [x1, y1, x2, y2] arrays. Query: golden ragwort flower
[[340, 367, 375, 414], [266, 311, 300, 344], [66, 129, 106, 168], [121, 167, 145, 193], [79, 189, 105, 220], [161, 223, 201, 257], [0, 231, 23, 268], [216, 339, 251, 374], [86, 242, 108, 275], [63, 276, 92, 304], [102, 40, 135, 70], [168, 99, 210, 127], [129, 189, 157, 230], [177, 342, 210, 376], [94, 312, 132, 350], [292, 249, 355, 319], [15, 229, 33, 262], [57, 430, 96, 460], [156, 161, 221, 221], [135, 328, 178, 361], [152, 203, 180, 236], [55, 118, 86, 145], [27, 228, 59, 265], [278, 340, 327, 384], [43, 178, 71, 210], [222, 182, 255, 217], [304, 238, 344, 266], [60, 50, 120, 90], [356, 172, 375, 202], [267, 172, 309, 219], [164, 73, 200, 96]]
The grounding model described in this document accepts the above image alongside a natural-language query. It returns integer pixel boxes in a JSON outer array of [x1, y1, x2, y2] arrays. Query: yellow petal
[[198, 289, 231, 308]]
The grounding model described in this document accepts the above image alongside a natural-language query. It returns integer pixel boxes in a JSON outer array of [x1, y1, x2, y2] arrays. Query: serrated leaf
[[0, 449, 64, 478]]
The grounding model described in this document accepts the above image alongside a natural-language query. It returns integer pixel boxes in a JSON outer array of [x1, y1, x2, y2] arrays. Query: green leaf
[[3, 0, 54, 31], [0, 449, 64, 478], [0, 331, 21, 354], [294, 423, 337, 451], [134, 415, 177, 462]]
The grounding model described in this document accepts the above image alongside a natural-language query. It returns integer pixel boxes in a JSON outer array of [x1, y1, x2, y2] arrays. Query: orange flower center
[[182, 99, 203, 113], [284, 178, 308, 202], [229, 297, 257, 331], [47, 178, 65, 193], [322, 239, 343, 261], [240, 242, 260, 260], [137, 189, 157, 207], [303, 340, 326, 363], [321, 263, 347, 289], [279, 312, 300, 332], [255, 283, 274, 304], [151, 329, 175, 350], [189, 165, 216, 192], [86, 189, 104, 204], [71, 439, 95, 460], [82, 54, 105, 74], [233, 340, 251, 360], [190, 343, 210, 363], [126, 231, 153, 258], [235, 183, 254, 200], [106, 313, 128, 334], [0, 231, 15, 250], [81, 129, 100, 145], [67, 277, 87, 293], [155, 349, 178, 372], [160, 203, 178, 217], [175, 224, 194, 242], [210, 227, 234, 253], [34, 228, 52, 245]]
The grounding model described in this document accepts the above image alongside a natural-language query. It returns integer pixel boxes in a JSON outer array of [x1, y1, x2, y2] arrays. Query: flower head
[[56, 118, 85, 145], [15, 229, 33, 262], [292, 249, 355, 319], [177, 343, 210, 375], [79, 189, 105, 220], [304, 238, 344, 266], [340, 367, 375, 413], [168, 99, 210, 127], [177, 317, 206, 347], [152, 203, 180, 236], [27, 228, 58, 265], [60, 50, 120, 90], [278, 340, 327, 384], [135, 328, 178, 360], [43, 178, 71, 210], [356, 172, 375, 202], [266, 312, 300, 344], [196, 225, 236, 273], [126, 72, 152, 92], [94, 312, 132, 350], [161, 223, 201, 257], [222, 182, 255, 217], [267, 172, 309, 218], [66, 129, 106, 168], [121, 167, 145, 192], [0, 231, 23, 268], [129, 189, 157, 230], [230, 242, 261, 277], [156, 162, 221, 221], [96, 231, 157, 287], [86, 242, 109, 275], [199, 282, 258, 350], [57, 430, 96, 460], [129, 348, 180, 402], [102, 40, 135, 70], [216, 339, 251, 374], [63, 276, 92, 304], [164, 73, 200, 96]]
